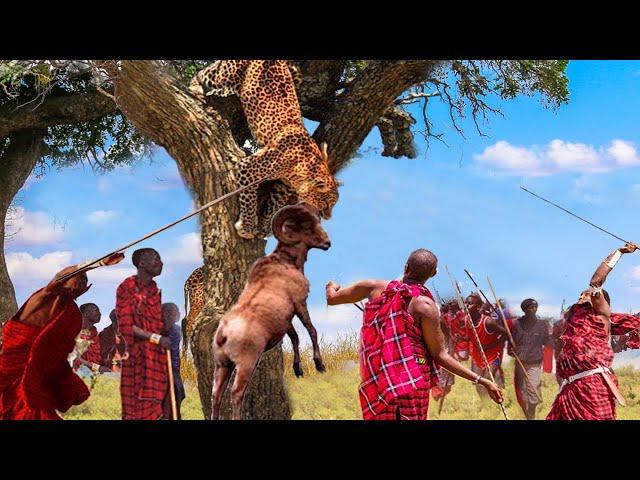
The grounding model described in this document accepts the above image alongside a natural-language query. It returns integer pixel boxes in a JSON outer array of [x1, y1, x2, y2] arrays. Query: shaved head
[[404, 248, 438, 283]]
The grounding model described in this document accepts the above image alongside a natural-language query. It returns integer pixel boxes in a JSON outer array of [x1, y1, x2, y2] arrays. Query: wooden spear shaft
[[54, 171, 276, 284], [166, 349, 178, 420], [445, 266, 509, 420]]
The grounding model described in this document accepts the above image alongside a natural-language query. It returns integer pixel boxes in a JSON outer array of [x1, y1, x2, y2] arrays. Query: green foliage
[[0, 61, 153, 173]]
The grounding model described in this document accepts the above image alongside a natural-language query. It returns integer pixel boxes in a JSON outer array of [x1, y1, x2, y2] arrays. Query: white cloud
[[166, 233, 203, 264], [6, 251, 72, 285], [608, 139, 640, 167], [88, 210, 117, 225], [474, 139, 640, 177], [5, 207, 65, 246]]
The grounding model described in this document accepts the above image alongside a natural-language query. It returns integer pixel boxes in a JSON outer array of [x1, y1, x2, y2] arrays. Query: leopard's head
[[298, 142, 340, 219]]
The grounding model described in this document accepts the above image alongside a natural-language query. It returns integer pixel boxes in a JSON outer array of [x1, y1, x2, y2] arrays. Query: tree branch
[[0, 91, 117, 138], [312, 60, 443, 173], [112, 61, 244, 192]]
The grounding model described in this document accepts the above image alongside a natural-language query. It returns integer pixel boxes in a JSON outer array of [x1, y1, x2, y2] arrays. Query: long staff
[[445, 266, 508, 420]]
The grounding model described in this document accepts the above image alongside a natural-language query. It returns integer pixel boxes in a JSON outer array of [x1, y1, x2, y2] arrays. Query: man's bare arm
[[325, 280, 386, 305], [591, 243, 637, 288], [411, 297, 503, 404], [590, 243, 637, 324]]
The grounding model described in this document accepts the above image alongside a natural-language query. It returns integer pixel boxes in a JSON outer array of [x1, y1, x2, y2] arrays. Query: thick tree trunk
[[113, 61, 290, 419], [0, 130, 47, 329], [111, 60, 439, 419]]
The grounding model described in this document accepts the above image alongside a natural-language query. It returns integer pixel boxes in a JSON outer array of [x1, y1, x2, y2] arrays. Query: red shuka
[[449, 310, 470, 359], [547, 305, 640, 420], [116, 276, 167, 420], [0, 290, 90, 420], [467, 314, 505, 369], [359, 280, 439, 420]]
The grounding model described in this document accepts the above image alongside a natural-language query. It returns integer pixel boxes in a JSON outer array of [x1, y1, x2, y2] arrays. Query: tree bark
[[0, 129, 47, 328], [312, 60, 443, 173], [0, 91, 117, 138], [112, 61, 290, 419]]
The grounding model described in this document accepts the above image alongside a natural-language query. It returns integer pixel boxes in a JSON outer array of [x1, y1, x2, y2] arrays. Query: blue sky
[[6, 60, 640, 363]]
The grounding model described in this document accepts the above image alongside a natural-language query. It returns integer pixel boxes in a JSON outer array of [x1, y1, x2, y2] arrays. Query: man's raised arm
[[590, 243, 637, 288], [325, 280, 386, 305]]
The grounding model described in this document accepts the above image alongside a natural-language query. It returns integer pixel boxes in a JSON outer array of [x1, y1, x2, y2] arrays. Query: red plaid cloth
[[449, 310, 470, 360], [467, 314, 505, 369], [359, 280, 438, 420], [0, 289, 89, 419], [546, 304, 640, 420], [117, 276, 167, 420], [610, 313, 640, 350]]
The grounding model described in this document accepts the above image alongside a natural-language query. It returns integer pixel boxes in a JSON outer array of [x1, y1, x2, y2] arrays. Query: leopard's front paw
[[235, 219, 256, 239]]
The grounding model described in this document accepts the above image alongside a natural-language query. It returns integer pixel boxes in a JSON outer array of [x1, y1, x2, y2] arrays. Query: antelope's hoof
[[314, 359, 326, 373], [294, 364, 304, 378]]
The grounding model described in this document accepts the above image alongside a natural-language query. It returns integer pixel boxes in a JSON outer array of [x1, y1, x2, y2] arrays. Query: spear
[[463, 269, 542, 402], [520, 187, 635, 245], [54, 171, 276, 284], [445, 266, 509, 420]]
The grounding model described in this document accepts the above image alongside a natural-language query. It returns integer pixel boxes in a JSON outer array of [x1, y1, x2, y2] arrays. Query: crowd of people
[[326, 242, 640, 421], [2, 239, 640, 421], [0, 248, 185, 420]]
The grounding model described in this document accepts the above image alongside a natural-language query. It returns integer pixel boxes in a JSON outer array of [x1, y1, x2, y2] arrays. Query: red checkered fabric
[[359, 280, 438, 420], [611, 313, 640, 350], [117, 276, 167, 420], [449, 311, 470, 359], [467, 314, 505, 369], [546, 303, 637, 420]]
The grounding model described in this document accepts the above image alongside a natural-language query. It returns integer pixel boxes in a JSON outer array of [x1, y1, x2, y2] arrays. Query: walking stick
[[166, 349, 178, 420]]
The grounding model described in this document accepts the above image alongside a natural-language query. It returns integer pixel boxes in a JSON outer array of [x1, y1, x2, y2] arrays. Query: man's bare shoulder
[[409, 295, 438, 319]]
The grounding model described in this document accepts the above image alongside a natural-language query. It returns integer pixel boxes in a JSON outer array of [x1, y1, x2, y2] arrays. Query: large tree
[[105, 59, 568, 419], [0, 60, 152, 324]]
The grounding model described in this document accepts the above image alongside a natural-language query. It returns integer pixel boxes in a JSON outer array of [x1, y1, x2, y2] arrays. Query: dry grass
[[65, 335, 640, 420]]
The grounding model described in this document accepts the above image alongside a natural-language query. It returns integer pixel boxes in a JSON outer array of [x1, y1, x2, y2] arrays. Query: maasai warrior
[[325, 249, 503, 420], [161, 303, 185, 420], [509, 298, 552, 420], [73, 303, 111, 375], [0, 253, 124, 420], [465, 292, 509, 396], [100, 309, 126, 372], [547, 243, 640, 420], [446, 300, 470, 361], [116, 248, 170, 421]]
